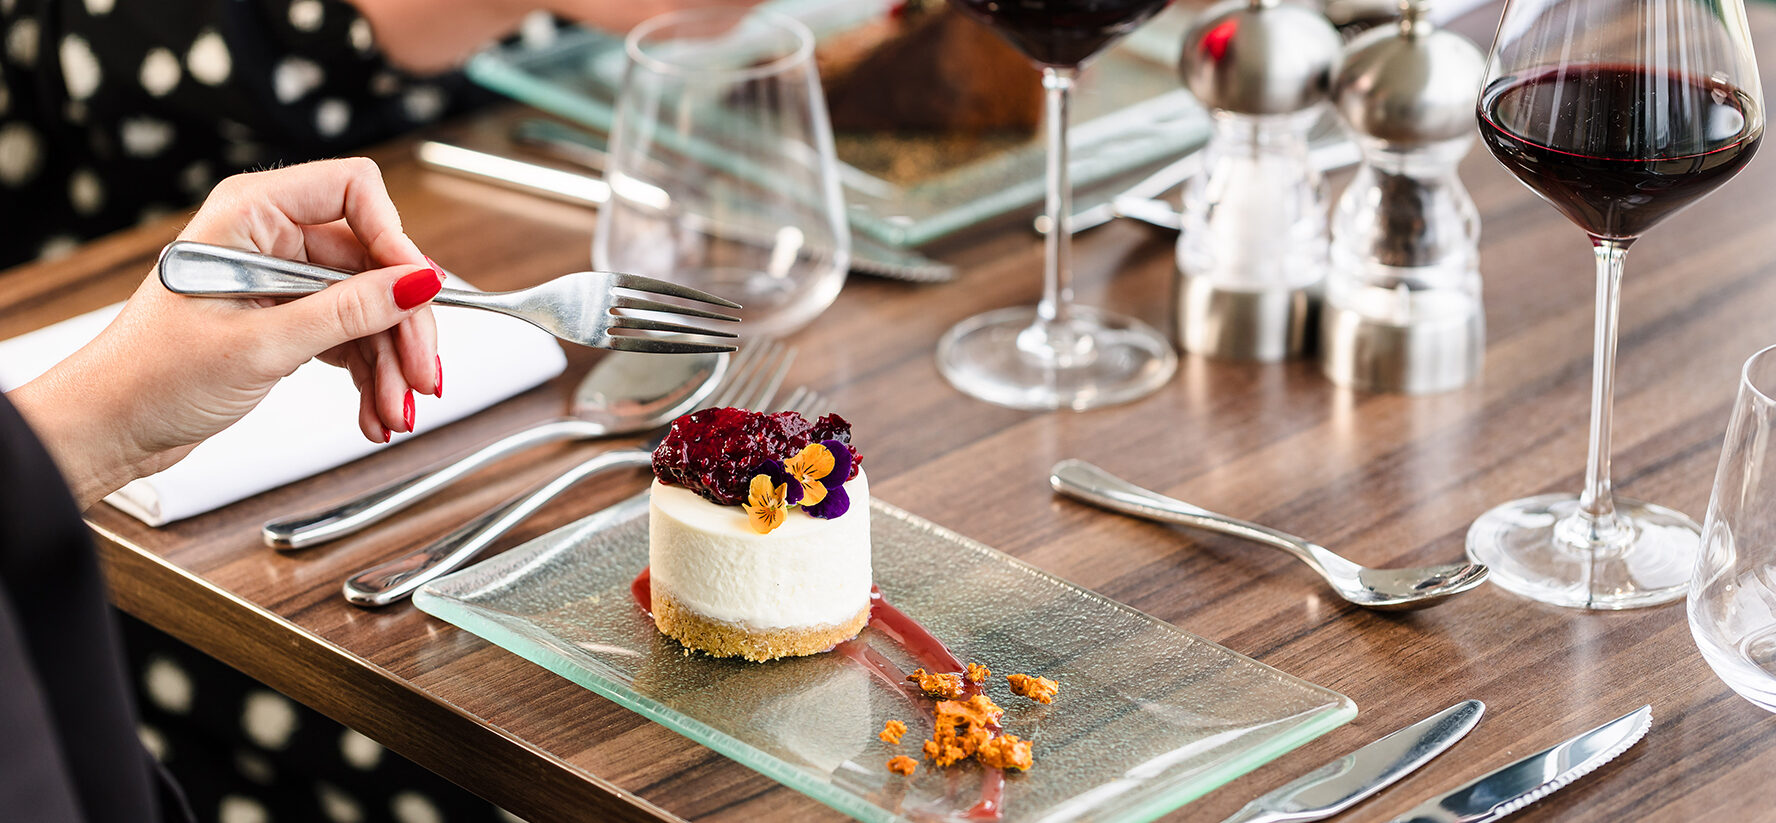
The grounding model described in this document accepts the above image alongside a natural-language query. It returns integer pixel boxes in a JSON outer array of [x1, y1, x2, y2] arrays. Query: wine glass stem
[[1577, 239, 1628, 536], [1038, 66, 1079, 328]]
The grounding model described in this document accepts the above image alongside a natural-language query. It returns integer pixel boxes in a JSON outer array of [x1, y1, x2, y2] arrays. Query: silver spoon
[[1049, 460, 1489, 610], [261, 343, 785, 549]]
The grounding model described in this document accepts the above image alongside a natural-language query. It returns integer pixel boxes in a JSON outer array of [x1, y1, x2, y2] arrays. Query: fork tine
[[601, 336, 736, 355], [606, 272, 743, 310], [608, 316, 740, 338], [709, 340, 778, 408], [737, 346, 794, 411], [611, 295, 741, 323], [706, 340, 771, 408], [777, 386, 810, 414]]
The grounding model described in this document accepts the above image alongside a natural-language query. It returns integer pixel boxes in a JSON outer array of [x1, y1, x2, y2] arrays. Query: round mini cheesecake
[[645, 407, 871, 662], [648, 471, 871, 661]]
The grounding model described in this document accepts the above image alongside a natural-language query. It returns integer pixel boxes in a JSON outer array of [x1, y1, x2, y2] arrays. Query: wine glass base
[[1466, 493, 1700, 610], [936, 305, 1178, 411]]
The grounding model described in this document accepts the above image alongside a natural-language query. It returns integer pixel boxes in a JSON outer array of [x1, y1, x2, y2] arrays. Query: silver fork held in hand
[[157, 241, 742, 354]]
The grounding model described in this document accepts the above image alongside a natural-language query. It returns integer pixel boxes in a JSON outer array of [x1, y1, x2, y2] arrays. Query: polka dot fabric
[[0, 0, 489, 269], [121, 614, 522, 823]]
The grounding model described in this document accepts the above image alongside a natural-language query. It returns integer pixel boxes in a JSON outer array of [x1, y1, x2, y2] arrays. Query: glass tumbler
[[594, 7, 849, 338], [1691, 345, 1776, 711]]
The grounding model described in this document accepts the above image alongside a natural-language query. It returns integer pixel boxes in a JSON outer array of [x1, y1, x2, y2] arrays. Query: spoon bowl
[[1049, 460, 1488, 610]]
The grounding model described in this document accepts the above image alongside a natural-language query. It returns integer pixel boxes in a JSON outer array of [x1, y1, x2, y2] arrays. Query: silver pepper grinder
[[1176, 0, 1342, 361], [1320, 0, 1486, 393]]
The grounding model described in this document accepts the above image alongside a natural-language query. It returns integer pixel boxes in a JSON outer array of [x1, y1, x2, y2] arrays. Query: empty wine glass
[[595, 7, 850, 338], [1691, 345, 1776, 711], [1468, 0, 1764, 608], [936, 0, 1179, 411]]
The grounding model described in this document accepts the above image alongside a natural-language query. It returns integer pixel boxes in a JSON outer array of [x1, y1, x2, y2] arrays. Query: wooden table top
[[6, 6, 1776, 821]]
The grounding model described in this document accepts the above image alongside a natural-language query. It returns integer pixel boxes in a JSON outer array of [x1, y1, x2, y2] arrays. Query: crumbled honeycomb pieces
[[976, 734, 1034, 771], [1007, 673, 1059, 704], [965, 662, 990, 683], [887, 755, 918, 776], [907, 667, 966, 699], [922, 695, 1004, 767], [879, 719, 907, 744]]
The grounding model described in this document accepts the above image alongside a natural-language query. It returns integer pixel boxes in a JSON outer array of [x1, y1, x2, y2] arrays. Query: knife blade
[[1387, 705, 1652, 823], [414, 140, 957, 284], [1220, 700, 1485, 823]]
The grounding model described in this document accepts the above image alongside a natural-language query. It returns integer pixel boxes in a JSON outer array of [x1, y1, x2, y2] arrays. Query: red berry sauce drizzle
[[631, 572, 1005, 819]]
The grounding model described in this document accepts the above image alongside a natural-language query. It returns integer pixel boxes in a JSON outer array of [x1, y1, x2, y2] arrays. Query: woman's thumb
[[268, 263, 441, 359]]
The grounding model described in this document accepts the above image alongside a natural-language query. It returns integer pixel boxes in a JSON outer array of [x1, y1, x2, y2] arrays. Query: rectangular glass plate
[[415, 494, 1356, 823], [463, 0, 1211, 247]]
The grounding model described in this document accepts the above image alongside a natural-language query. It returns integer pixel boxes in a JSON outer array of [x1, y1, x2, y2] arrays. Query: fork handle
[[157, 241, 500, 311], [343, 447, 653, 607], [263, 417, 607, 549], [1048, 459, 1332, 575]]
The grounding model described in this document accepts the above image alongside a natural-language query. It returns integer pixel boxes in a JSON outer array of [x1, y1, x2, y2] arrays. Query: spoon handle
[[1048, 459, 1332, 576], [263, 417, 601, 549], [344, 448, 653, 607]]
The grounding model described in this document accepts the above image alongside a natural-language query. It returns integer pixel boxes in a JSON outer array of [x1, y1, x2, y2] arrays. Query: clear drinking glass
[[1691, 346, 1776, 711], [1468, 0, 1764, 608], [594, 8, 849, 338], [936, 0, 1178, 411]]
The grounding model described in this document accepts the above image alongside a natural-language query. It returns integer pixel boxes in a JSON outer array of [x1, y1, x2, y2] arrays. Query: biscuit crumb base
[[653, 588, 868, 662]]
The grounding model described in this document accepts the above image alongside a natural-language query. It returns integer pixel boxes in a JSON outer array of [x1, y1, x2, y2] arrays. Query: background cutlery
[[1389, 706, 1651, 823], [1222, 700, 1484, 823], [415, 140, 957, 284], [261, 343, 785, 548], [158, 241, 740, 354], [1049, 459, 1489, 609], [345, 376, 827, 607]]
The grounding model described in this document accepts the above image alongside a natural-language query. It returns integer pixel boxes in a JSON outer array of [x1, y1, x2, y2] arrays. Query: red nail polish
[[381, 426, 392, 443], [424, 255, 445, 283], [394, 268, 442, 310], [403, 390, 416, 432], [435, 355, 444, 398]]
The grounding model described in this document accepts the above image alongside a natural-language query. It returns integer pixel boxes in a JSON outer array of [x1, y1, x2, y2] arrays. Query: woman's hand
[[9, 158, 443, 508]]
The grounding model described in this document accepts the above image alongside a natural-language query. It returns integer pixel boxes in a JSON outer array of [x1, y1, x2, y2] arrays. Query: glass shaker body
[[1328, 135, 1480, 328], [1177, 108, 1330, 292]]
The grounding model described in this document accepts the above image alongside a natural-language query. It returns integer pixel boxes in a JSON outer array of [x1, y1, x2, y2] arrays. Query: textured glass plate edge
[[414, 495, 1357, 823]]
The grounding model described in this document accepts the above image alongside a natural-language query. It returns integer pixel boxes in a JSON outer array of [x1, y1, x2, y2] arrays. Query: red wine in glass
[[1479, 64, 1763, 240], [949, 0, 1172, 67]]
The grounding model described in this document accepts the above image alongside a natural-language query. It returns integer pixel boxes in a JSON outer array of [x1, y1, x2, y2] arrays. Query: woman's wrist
[[8, 354, 157, 510]]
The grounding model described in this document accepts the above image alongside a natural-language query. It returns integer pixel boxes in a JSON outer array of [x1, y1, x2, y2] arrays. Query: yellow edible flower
[[783, 443, 836, 507], [743, 473, 791, 534]]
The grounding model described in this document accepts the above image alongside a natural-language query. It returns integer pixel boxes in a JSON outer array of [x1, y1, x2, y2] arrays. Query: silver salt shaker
[[1320, 0, 1486, 392], [1175, 0, 1342, 361]]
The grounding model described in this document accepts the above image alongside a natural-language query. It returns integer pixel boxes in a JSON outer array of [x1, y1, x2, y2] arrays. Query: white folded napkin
[[0, 292, 567, 525]]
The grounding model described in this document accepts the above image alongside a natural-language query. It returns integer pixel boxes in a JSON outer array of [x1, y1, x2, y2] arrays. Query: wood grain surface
[[4, 6, 1775, 821]]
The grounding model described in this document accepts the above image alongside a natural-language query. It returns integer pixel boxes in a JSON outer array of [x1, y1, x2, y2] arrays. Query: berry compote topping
[[652, 408, 861, 505]]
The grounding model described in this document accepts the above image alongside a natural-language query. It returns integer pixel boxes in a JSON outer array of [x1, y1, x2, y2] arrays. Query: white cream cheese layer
[[648, 470, 871, 630]]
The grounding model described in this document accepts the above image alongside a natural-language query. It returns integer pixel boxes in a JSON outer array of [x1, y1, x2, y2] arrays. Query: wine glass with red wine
[[938, 0, 1178, 411], [1470, 0, 1763, 608]]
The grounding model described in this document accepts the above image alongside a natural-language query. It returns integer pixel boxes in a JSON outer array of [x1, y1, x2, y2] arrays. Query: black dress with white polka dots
[[0, 0, 486, 269]]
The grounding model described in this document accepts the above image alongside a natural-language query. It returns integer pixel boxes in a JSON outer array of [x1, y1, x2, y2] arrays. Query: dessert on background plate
[[646, 407, 870, 662]]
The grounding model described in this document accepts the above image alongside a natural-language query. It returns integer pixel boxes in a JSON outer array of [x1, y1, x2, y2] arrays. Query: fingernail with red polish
[[435, 355, 444, 398], [424, 254, 446, 283], [381, 426, 392, 444], [394, 268, 442, 310], [403, 390, 416, 433]]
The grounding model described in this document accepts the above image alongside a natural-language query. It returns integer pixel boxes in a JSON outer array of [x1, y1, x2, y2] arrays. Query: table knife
[[1220, 700, 1485, 823], [1387, 705, 1651, 823], [415, 141, 956, 284]]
